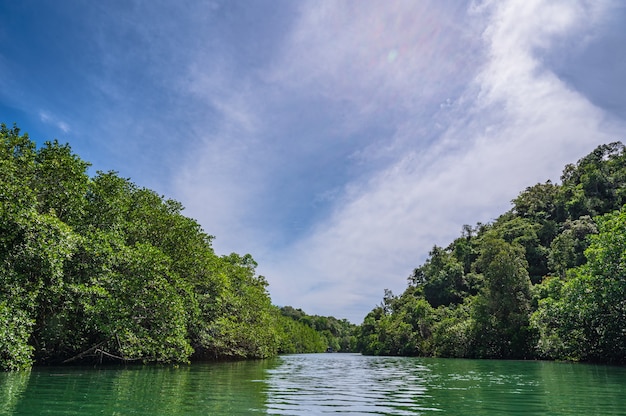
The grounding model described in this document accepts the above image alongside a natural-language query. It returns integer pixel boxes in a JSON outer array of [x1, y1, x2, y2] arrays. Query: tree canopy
[[3, 123, 624, 369], [357, 141, 626, 364], [0, 124, 348, 371]]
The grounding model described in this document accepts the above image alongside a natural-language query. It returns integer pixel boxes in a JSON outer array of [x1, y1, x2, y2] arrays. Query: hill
[[357, 142, 626, 364]]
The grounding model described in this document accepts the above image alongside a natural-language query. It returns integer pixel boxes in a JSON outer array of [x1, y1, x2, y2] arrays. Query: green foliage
[[0, 303, 34, 371], [192, 254, 279, 359], [411, 246, 467, 307], [357, 288, 434, 356], [430, 303, 473, 357], [560, 142, 626, 219], [3, 122, 625, 368], [274, 309, 327, 354], [358, 142, 626, 364], [489, 216, 550, 283], [32, 140, 90, 225], [470, 235, 534, 359], [1, 123, 352, 370], [512, 181, 561, 223], [277, 306, 358, 353], [96, 243, 193, 362], [547, 216, 597, 277], [532, 208, 626, 363]]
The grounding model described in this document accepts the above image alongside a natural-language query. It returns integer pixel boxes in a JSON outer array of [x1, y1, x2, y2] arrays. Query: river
[[1, 354, 624, 415]]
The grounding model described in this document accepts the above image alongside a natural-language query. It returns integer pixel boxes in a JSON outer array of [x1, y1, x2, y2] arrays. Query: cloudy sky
[[1, 0, 625, 322]]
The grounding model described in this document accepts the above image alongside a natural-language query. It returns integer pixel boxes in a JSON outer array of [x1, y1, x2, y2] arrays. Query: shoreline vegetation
[[357, 141, 626, 365], [1, 123, 624, 370], [0, 124, 355, 371]]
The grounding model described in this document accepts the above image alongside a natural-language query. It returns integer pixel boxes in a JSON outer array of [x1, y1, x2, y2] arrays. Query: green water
[[1, 354, 625, 415]]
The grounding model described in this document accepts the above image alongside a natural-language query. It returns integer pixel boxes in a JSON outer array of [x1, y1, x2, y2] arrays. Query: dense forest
[[0, 124, 355, 371], [357, 141, 626, 364], [278, 306, 356, 353], [3, 122, 624, 370]]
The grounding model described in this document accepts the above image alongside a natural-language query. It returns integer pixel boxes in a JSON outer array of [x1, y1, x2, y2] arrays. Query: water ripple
[[264, 354, 626, 416], [265, 354, 434, 415], [2, 354, 625, 415]]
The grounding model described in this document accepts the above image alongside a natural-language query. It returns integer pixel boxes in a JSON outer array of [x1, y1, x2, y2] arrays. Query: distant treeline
[[278, 306, 356, 353], [356, 142, 626, 364], [0, 124, 355, 371]]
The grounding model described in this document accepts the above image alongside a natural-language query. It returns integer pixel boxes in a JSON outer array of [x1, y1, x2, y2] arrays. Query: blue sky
[[1, 0, 625, 322]]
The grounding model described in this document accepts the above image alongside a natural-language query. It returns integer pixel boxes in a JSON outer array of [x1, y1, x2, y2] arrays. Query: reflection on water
[[0, 371, 30, 415], [0, 354, 624, 415], [266, 354, 434, 415], [1, 360, 276, 416], [264, 354, 626, 416]]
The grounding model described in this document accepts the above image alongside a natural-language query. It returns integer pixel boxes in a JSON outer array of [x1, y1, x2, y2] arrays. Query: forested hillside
[[357, 142, 626, 364], [0, 124, 342, 371], [278, 306, 357, 353]]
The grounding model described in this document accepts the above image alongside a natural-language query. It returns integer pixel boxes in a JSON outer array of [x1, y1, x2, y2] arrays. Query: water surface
[[1, 354, 624, 415]]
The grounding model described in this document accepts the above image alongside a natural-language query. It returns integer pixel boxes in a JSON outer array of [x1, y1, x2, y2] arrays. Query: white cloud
[[39, 111, 70, 133], [259, 0, 624, 322], [267, 1, 482, 133], [172, 83, 271, 255], [164, 0, 624, 323], [173, 1, 482, 258]]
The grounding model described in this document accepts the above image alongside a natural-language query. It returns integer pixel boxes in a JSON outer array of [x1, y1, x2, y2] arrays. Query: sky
[[1, 0, 625, 323]]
